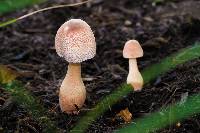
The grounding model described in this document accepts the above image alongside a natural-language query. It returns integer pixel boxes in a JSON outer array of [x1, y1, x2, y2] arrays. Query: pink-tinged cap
[[55, 19, 96, 63], [123, 40, 143, 58]]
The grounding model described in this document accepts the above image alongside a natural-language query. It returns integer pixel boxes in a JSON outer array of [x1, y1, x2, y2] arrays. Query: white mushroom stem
[[59, 63, 86, 114], [127, 58, 143, 91], [66, 63, 82, 80]]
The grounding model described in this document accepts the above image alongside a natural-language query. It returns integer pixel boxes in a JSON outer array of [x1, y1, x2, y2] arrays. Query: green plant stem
[[116, 94, 200, 133], [0, 0, 91, 28], [71, 42, 200, 132], [0, 0, 46, 15], [0, 18, 17, 27], [1, 81, 59, 133]]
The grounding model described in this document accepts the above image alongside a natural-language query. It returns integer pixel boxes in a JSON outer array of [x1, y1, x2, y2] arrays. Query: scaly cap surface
[[123, 40, 143, 59], [55, 19, 96, 63]]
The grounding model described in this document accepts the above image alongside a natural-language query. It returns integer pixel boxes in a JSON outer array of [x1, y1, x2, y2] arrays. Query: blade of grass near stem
[[71, 42, 200, 133], [116, 94, 200, 133]]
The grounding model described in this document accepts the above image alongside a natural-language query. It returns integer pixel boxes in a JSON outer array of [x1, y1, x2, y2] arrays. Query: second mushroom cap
[[123, 40, 143, 59]]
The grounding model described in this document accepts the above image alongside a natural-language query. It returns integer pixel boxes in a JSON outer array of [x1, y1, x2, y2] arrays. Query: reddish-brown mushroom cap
[[123, 40, 143, 59], [55, 19, 96, 63]]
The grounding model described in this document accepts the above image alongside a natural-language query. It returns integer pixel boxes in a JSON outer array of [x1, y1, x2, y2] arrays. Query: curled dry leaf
[[0, 65, 19, 84], [116, 108, 132, 123]]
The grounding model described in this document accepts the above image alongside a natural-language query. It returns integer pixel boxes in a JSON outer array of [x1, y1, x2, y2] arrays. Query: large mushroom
[[55, 19, 96, 114], [123, 40, 143, 91]]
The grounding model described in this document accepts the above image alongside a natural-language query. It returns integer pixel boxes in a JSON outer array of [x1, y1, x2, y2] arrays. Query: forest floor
[[0, 0, 200, 132]]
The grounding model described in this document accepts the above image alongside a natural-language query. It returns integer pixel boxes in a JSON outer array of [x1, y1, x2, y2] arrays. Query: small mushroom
[[55, 19, 96, 114], [123, 40, 143, 91]]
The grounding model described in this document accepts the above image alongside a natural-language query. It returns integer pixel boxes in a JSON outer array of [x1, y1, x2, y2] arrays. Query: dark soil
[[0, 0, 200, 132]]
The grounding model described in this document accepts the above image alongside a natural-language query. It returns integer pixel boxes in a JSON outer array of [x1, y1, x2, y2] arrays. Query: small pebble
[[176, 122, 181, 127], [124, 20, 132, 26]]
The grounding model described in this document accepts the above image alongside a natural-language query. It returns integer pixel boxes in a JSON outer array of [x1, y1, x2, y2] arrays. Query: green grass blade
[[1, 81, 59, 133], [0, 18, 17, 27], [116, 94, 200, 133], [71, 42, 200, 132], [0, 0, 46, 15]]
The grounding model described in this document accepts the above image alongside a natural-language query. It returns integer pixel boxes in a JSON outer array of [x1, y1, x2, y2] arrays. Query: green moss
[[2, 81, 59, 133]]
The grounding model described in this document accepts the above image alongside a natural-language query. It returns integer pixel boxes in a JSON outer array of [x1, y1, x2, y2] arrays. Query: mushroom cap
[[55, 19, 96, 63], [123, 40, 143, 59]]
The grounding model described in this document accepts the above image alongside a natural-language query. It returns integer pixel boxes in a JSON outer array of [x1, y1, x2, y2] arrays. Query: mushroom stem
[[59, 63, 86, 114], [127, 58, 143, 91], [67, 63, 82, 79]]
